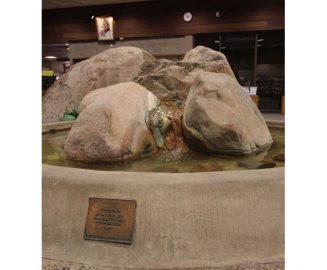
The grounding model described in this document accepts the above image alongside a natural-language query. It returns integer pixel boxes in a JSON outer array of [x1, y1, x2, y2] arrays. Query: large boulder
[[134, 46, 235, 100], [42, 46, 154, 123], [182, 72, 273, 155], [64, 82, 159, 162], [182, 45, 234, 71], [134, 59, 190, 100]]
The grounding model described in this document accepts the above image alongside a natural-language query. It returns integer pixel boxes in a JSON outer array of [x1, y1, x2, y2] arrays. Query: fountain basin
[[43, 121, 284, 172], [43, 165, 284, 270], [42, 120, 284, 270]]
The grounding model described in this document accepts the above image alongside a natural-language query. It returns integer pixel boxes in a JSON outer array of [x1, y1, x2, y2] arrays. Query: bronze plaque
[[84, 198, 137, 244]]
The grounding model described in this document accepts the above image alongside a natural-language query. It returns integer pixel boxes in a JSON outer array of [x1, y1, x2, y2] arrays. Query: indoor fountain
[[42, 46, 284, 270]]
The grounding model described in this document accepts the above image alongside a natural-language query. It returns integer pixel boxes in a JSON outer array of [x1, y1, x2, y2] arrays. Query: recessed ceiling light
[[214, 40, 220, 43], [257, 38, 264, 42], [119, 37, 124, 40], [45, 56, 57, 59], [221, 46, 226, 49], [257, 44, 262, 47], [91, 15, 95, 19]]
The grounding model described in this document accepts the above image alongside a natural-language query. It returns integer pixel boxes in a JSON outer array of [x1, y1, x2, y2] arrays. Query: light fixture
[[44, 56, 57, 59], [215, 11, 220, 18], [257, 44, 262, 47], [221, 46, 226, 49], [91, 15, 95, 19], [257, 38, 264, 42], [119, 37, 124, 40], [214, 40, 220, 43]]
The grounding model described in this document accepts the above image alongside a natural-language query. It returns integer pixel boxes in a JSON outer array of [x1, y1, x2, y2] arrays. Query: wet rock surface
[[43, 46, 154, 123], [64, 82, 159, 162], [182, 72, 273, 156]]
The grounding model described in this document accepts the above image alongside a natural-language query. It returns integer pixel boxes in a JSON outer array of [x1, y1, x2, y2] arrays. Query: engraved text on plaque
[[84, 198, 137, 244]]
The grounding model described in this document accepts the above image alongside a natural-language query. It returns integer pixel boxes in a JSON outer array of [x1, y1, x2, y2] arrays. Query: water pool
[[42, 127, 284, 173]]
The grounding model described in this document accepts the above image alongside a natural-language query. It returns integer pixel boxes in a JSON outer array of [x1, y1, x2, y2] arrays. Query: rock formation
[[44, 45, 274, 162], [134, 46, 235, 100], [64, 82, 159, 162], [42, 46, 154, 123], [182, 72, 273, 155]]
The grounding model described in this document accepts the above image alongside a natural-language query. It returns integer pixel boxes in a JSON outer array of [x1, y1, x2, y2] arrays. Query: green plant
[[60, 105, 80, 121]]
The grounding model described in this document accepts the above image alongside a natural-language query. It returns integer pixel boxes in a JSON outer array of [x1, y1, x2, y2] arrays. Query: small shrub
[[60, 105, 80, 121], [62, 114, 76, 121]]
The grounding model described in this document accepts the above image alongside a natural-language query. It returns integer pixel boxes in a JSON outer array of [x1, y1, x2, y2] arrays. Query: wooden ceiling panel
[[43, 0, 152, 9]]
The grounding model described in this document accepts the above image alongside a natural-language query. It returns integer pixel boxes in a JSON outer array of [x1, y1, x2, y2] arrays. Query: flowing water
[[42, 128, 284, 172]]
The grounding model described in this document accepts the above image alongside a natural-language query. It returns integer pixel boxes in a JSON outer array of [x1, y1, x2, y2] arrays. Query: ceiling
[[43, 0, 152, 9]]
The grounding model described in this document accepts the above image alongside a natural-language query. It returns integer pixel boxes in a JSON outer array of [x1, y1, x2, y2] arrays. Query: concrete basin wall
[[43, 165, 284, 269]]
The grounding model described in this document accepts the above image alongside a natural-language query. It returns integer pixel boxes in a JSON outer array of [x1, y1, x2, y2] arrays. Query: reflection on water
[[42, 128, 284, 172]]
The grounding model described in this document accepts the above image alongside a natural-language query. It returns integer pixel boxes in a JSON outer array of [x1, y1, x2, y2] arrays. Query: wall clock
[[183, 12, 192, 22]]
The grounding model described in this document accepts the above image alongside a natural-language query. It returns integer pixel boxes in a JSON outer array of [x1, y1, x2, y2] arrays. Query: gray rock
[[182, 45, 236, 79], [42, 46, 154, 123], [134, 59, 190, 100], [182, 72, 273, 156], [134, 46, 235, 100], [64, 82, 159, 162]]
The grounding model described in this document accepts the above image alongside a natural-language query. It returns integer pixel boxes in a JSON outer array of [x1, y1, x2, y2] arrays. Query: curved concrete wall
[[42, 119, 284, 269], [43, 165, 284, 269]]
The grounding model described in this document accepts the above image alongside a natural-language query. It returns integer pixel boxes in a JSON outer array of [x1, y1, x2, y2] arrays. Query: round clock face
[[183, 12, 192, 22]]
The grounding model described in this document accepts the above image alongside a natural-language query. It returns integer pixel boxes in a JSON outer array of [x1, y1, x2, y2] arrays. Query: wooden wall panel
[[42, 0, 284, 43]]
